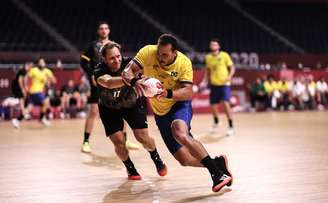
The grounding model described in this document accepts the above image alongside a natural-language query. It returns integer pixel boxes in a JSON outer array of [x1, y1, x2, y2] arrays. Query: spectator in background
[[277, 78, 291, 110], [316, 77, 328, 109], [250, 78, 267, 111], [263, 75, 279, 109], [76, 76, 90, 112], [47, 85, 62, 119], [11, 62, 33, 128], [61, 79, 79, 117], [292, 76, 316, 110]]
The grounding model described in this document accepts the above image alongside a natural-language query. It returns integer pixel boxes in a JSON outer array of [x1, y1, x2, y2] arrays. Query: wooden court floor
[[1, 111, 328, 203]]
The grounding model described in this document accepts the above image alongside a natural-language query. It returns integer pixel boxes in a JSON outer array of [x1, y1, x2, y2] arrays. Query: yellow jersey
[[28, 67, 54, 94], [263, 80, 279, 94], [205, 51, 233, 86], [277, 81, 289, 93], [134, 45, 193, 115]]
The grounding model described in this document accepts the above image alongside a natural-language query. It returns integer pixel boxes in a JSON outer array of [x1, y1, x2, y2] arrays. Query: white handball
[[142, 78, 163, 98]]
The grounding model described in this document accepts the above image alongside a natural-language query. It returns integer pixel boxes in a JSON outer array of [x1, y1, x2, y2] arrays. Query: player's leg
[[123, 121, 140, 150], [155, 101, 232, 191], [37, 93, 51, 126], [209, 85, 220, 132], [124, 104, 167, 176], [81, 103, 98, 153], [99, 105, 141, 180], [222, 85, 234, 136]]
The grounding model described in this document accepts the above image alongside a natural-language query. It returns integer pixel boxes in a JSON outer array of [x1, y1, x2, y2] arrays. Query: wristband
[[166, 89, 173, 99]]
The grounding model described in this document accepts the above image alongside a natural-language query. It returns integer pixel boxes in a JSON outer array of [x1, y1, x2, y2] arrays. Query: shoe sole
[[212, 176, 232, 192], [128, 175, 142, 180], [221, 154, 233, 186], [158, 165, 168, 176]]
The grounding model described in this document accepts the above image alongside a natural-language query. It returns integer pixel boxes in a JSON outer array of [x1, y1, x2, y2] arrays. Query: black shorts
[[12, 86, 24, 98], [87, 85, 99, 104], [98, 102, 148, 136]]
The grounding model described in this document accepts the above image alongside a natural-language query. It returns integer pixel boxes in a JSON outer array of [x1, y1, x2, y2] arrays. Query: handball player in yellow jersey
[[122, 34, 233, 192]]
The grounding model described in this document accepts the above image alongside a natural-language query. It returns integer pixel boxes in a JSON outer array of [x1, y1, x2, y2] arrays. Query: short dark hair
[[97, 21, 110, 29], [158, 33, 178, 51], [210, 38, 220, 44], [101, 41, 121, 57]]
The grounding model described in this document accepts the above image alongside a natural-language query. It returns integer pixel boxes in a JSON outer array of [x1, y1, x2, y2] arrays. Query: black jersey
[[94, 57, 141, 109], [80, 40, 106, 78], [11, 68, 26, 91]]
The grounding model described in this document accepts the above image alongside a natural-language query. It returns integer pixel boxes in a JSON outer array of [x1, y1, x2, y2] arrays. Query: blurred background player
[[80, 21, 139, 153], [205, 39, 236, 136], [11, 62, 33, 128], [123, 34, 232, 192], [94, 42, 167, 180], [27, 57, 56, 126]]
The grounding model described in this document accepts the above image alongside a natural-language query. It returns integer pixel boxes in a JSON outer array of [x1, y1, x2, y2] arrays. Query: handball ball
[[142, 78, 163, 97]]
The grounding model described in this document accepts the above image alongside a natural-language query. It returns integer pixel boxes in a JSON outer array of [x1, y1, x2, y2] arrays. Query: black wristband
[[166, 89, 173, 99], [130, 77, 140, 87]]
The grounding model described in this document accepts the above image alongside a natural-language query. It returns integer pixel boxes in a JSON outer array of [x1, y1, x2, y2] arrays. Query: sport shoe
[[125, 140, 140, 150], [41, 117, 51, 126], [212, 174, 232, 192], [152, 156, 168, 176], [81, 142, 91, 153], [226, 127, 234, 136], [12, 118, 20, 129], [209, 123, 219, 133], [127, 169, 142, 180], [215, 155, 233, 186]]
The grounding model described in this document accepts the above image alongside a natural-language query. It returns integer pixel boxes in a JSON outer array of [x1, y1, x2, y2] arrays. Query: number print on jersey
[[113, 90, 121, 98]]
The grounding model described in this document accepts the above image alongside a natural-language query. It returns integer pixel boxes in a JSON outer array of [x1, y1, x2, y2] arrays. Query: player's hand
[[133, 78, 147, 98], [155, 87, 166, 99]]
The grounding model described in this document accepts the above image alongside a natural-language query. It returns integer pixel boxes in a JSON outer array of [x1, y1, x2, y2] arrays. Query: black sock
[[123, 157, 138, 175], [201, 155, 222, 179], [214, 116, 219, 124], [40, 112, 45, 120], [228, 119, 233, 128], [17, 114, 24, 121], [149, 148, 160, 160], [84, 132, 90, 143]]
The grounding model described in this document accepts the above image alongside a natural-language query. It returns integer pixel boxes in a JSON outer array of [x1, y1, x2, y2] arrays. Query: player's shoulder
[[177, 51, 192, 66], [220, 51, 231, 57], [139, 44, 157, 53]]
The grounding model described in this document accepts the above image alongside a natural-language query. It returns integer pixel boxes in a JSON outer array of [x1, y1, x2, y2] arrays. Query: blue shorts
[[210, 85, 231, 104], [154, 101, 193, 155], [29, 93, 46, 106]]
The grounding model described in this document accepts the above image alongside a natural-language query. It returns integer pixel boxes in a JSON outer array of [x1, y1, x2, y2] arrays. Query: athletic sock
[[201, 155, 222, 179], [84, 132, 90, 143], [40, 112, 45, 120], [214, 116, 219, 124], [123, 157, 138, 175], [17, 114, 24, 121], [228, 119, 233, 128]]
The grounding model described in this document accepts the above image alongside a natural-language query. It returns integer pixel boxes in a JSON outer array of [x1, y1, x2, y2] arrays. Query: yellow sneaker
[[125, 140, 140, 150], [81, 142, 92, 153]]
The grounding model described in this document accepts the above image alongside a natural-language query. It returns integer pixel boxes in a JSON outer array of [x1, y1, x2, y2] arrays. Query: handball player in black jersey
[[94, 41, 167, 180]]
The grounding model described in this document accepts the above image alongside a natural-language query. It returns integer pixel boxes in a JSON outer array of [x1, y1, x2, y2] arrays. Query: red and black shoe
[[127, 169, 142, 180], [152, 154, 168, 176], [214, 155, 233, 186], [212, 174, 232, 192]]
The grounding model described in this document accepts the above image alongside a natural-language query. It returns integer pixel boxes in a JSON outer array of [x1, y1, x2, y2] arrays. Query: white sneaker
[[226, 127, 235, 136], [12, 118, 20, 129], [41, 117, 51, 126], [209, 123, 219, 133]]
